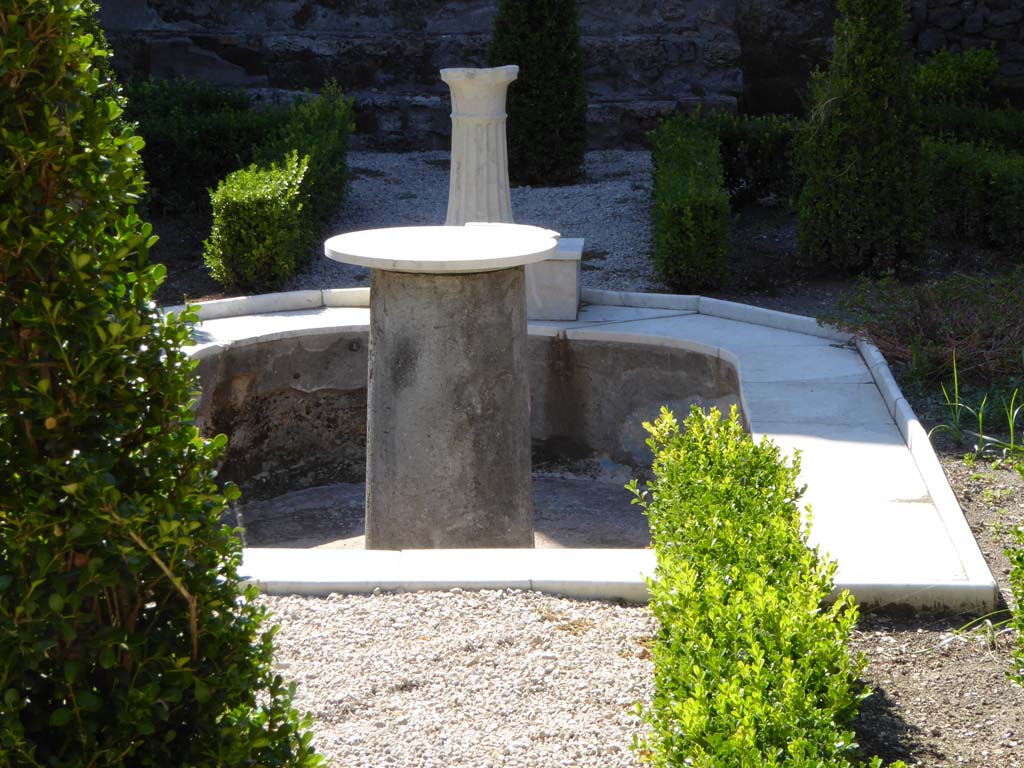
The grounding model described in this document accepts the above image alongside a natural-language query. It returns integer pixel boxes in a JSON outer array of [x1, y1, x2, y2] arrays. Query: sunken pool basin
[[192, 328, 745, 503]]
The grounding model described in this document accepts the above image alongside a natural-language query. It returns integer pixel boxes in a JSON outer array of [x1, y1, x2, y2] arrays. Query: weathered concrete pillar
[[365, 267, 534, 549], [441, 66, 518, 226]]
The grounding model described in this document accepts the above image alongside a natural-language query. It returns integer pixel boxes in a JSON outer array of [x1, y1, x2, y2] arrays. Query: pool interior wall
[[194, 332, 745, 501]]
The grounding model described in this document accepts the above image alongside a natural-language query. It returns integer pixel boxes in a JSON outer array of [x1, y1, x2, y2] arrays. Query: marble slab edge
[[855, 338, 998, 607]]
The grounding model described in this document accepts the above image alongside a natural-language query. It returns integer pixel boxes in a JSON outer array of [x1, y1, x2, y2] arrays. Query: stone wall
[[98, 0, 1024, 150]]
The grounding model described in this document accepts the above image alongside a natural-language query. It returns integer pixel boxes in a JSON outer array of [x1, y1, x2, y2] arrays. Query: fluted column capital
[[441, 66, 518, 118]]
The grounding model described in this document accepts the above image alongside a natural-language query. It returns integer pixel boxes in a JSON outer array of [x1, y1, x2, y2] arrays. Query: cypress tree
[[487, 0, 588, 185], [796, 0, 927, 274]]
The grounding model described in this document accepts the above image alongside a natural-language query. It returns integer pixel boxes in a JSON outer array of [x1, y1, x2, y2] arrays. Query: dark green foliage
[[124, 77, 287, 212], [205, 152, 312, 292], [631, 406, 896, 768], [824, 268, 1024, 384], [920, 103, 1024, 152], [0, 3, 321, 766], [914, 47, 1001, 107], [797, 0, 927, 274], [650, 115, 730, 291], [203, 81, 354, 293], [486, 0, 587, 185], [923, 138, 1024, 250], [255, 79, 355, 231], [703, 111, 801, 206]]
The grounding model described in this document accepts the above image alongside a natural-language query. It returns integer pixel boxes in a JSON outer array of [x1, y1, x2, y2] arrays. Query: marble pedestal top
[[324, 223, 559, 274]]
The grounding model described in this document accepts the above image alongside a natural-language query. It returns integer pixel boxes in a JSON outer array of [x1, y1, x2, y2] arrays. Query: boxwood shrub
[[702, 111, 800, 207], [920, 103, 1024, 153], [650, 115, 730, 291], [913, 47, 1001, 107], [923, 138, 1024, 251], [204, 151, 312, 293], [0, 2, 321, 765], [631, 406, 902, 768], [255, 79, 355, 233]]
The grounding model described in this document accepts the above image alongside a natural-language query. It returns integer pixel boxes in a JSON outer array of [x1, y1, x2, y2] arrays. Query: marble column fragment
[[441, 65, 518, 226]]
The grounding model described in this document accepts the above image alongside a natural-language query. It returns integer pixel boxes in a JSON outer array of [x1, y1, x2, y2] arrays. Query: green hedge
[[923, 138, 1024, 251], [921, 103, 1024, 152], [0, 2, 321, 765], [913, 47, 1001, 107], [204, 151, 312, 292], [797, 0, 927, 274], [703, 111, 800, 206], [650, 115, 730, 291], [632, 406, 899, 768], [124, 78, 286, 212], [255, 79, 354, 231]]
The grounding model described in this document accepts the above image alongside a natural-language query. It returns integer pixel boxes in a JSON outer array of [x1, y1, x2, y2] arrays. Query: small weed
[[931, 353, 1024, 460], [935, 611, 1015, 652], [981, 487, 1013, 504]]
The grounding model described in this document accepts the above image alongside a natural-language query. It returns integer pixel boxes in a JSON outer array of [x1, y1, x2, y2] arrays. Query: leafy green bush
[[914, 47, 1001, 107], [797, 0, 927, 274], [703, 111, 800, 206], [923, 138, 1024, 251], [486, 0, 587, 185], [650, 115, 730, 291], [824, 269, 1024, 385], [1012, 487, 1024, 683], [255, 79, 355, 231], [921, 103, 1024, 152], [631, 406, 897, 768], [204, 151, 312, 292], [124, 77, 287, 212], [0, 4, 321, 764]]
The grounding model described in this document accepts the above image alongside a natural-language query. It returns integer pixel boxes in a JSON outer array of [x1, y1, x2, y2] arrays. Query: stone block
[[929, 6, 964, 29], [985, 23, 1020, 39], [918, 27, 948, 52], [526, 238, 583, 321], [964, 12, 985, 34], [989, 7, 1023, 25], [703, 40, 743, 68]]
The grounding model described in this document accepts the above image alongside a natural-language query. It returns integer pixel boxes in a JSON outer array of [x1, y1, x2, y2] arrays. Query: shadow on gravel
[[854, 682, 932, 766]]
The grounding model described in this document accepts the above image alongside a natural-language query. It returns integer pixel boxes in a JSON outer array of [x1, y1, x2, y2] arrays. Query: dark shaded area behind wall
[[98, 0, 1024, 149]]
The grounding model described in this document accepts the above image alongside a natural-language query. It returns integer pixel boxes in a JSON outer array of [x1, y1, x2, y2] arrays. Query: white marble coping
[[548, 238, 584, 261], [170, 290, 997, 612], [239, 547, 996, 610], [440, 65, 519, 85], [324, 223, 559, 274]]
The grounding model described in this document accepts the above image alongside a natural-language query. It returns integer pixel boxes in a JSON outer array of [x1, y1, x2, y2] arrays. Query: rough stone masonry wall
[[98, 0, 1024, 151]]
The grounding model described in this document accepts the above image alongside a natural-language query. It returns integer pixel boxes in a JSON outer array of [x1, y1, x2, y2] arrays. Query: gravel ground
[[284, 149, 658, 295], [261, 590, 655, 768], [262, 150, 663, 768]]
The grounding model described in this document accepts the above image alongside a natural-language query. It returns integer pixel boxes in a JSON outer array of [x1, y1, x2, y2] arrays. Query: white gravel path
[[284, 149, 659, 294], [270, 149, 660, 766], [263, 590, 655, 768]]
